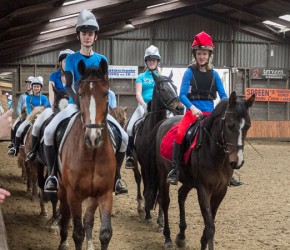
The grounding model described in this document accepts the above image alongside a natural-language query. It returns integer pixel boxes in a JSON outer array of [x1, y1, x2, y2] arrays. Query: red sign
[[246, 88, 290, 102]]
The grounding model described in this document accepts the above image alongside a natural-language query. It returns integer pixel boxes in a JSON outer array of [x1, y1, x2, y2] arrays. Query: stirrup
[[166, 169, 179, 185], [44, 176, 59, 193], [125, 156, 135, 169], [115, 179, 128, 195], [7, 142, 14, 149], [25, 151, 36, 162], [7, 148, 16, 157]]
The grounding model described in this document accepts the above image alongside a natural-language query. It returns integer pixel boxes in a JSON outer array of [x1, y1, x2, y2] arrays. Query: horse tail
[[144, 120, 164, 211]]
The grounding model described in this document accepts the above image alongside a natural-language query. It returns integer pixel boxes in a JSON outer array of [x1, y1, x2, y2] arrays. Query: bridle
[[78, 79, 108, 131], [203, 109, 244, 154]]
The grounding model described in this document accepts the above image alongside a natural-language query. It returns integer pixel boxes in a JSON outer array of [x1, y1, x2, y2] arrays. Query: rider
[[125, 45, 161, 169], [7, 76, 50, 157], [8, 76, 33, 149], [43, 10, 129, 194], [166, 31, 228, 185], [25, 49, 74, 162], [108, 89, 117, 109]]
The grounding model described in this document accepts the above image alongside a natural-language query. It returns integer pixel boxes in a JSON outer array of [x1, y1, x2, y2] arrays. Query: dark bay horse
[[58, 59, 116, 250], [148, 91, 255, 249], [132, 72, 184, 221]]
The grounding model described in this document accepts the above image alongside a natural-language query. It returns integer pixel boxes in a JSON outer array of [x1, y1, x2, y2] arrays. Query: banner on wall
[[250, 68, 288, 79], [246, 88, 290, 102], [108, 65, 138, 79]]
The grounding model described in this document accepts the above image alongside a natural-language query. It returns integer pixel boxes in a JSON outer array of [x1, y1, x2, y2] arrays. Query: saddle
[[160, 118, 204, 164]]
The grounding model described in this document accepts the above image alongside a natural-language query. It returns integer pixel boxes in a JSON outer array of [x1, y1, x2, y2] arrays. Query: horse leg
[[84, 197, 98, 250], [132, 165, 143, 216], [58, 186, 71, 250], [98, 192, 113, 250], [158, 175, 172, 248], [156, 205, 164, 232], [70, 198, 85, 250], [31, 163, 38, 199], [50, 193, 59, 234], [197, 187, 214, 250], [175, 184, 192, 248]]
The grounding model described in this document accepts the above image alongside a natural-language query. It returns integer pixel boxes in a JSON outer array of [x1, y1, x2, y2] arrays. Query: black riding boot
[[25, 135, 39, 162], [167, 142, 183, 185], [115, 151, 128, 195], [7, 136, 21, 157], [44, 145, 58, 192], [125, 136, 135, 169], [7, 128, 15, 149]]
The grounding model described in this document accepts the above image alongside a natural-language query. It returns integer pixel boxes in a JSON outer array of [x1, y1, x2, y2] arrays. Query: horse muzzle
[[84, 128, 103, 148], [170, 101, 184, 115], [230, 160, 244, 169]]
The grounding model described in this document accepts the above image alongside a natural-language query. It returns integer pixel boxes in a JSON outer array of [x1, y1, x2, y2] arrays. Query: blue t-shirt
[[108, 89, 117, 108], [65, 51, 108, 91], [179, 68, 227, 112], [135, 69, 158, 104], [50, 69, 73, 104], [26, 94, 50, 114]]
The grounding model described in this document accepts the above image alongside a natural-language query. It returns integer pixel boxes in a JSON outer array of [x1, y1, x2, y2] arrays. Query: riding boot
[[115, 151, 128, 195], [25, 135, 39, 162], [43, 145, 58, 193], [7, 129, 15, 149], [167, 142, 183, 185], [125, 136, 135, 169], [7, 136, 21, 157]]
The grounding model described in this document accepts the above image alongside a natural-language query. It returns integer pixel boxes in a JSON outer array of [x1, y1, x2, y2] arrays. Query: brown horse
[[109, 106, 127, 128], [58, 59, 116, 250], [147, 91, 255, 249]]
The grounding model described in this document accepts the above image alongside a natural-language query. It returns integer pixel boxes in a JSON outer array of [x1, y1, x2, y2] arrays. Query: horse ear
[[99, 59, 108, 76], [78, 60, 86, 76], [123, 106, 128, 111], [228, 91, 237, 108], [246, 94, 255, 108], [169, 70, 173, 80]]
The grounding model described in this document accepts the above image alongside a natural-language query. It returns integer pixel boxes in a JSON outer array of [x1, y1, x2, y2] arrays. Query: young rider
[[8, 76, 33, 149], [43, 10, 129, 194], [166, 31, 228, 185], [7, 76, 50, 157], [125, 45, 161, 169], [25, 49, 74, 161]]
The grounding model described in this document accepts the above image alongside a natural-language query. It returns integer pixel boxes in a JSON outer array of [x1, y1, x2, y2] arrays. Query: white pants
[[44, 104, 78, 146], [12, 117, 21, 130], [16, 119, 30, 137], [127, 104, 145, 137], [32, 108, 53, 137]]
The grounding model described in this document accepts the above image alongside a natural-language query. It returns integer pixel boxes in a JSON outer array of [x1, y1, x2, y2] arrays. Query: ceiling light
[[123, 20, 135, 30]]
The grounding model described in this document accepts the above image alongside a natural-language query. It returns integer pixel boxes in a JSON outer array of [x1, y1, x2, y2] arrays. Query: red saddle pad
[[160, 123, 198, 165]]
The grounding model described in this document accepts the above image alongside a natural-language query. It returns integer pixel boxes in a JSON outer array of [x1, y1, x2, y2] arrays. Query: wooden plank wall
[[247, 121, 290, 139]]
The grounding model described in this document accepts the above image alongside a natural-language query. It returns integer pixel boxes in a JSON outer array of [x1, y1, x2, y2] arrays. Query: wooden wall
[[247, 121, 290, 139]]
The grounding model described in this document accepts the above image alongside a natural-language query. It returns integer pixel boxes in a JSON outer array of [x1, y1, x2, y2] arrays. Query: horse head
[[152, 72, 184, 115], [109, 106, 127, 128], [210, 91, 255, 169], [52, 86, 69, 113], [77, 59, 109, 148]]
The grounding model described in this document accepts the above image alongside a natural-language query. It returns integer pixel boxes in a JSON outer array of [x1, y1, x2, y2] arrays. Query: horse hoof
[[58, 242, 69, 250], [155, 225, 163, 233], [40, 211, 48, 217], [164, 241, 173, 248], [49, 226, 59, 235], [144, 218, 152, 224], [175, 235, 186, 248]]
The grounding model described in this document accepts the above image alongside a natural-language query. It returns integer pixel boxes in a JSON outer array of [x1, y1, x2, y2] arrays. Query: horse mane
[[27, 106, 45, 122]]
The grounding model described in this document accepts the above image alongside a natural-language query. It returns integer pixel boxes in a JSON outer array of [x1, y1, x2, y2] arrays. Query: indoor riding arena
[[1, 1, 290, 250]]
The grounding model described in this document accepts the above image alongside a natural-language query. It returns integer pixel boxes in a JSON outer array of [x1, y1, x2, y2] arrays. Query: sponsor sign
[[246, 88, 290, 102], [108, 65, 138, 79], [250, 68, 288, 79]]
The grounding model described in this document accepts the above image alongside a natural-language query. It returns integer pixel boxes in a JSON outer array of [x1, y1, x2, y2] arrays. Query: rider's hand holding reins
[[190, 105, 202, 118]]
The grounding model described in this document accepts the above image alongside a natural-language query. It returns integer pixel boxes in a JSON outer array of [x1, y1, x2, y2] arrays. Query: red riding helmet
[[192, 31, 214, 51]]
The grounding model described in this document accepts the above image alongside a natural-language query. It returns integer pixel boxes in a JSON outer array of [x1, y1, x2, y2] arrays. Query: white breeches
[[16, 119, 29, 137], [12, 117, 21, 130], [127, 104, 145, 136], [44, 104, 78, 146], [32, 108, 53, 137]]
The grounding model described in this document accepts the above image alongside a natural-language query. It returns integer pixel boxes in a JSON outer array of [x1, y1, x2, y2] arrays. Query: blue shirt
[[179, 68, 227, 112], [16, 93, 28, 116], [26, 94, 50, 114], [108, 89, 117, 108], [65, 51, 108, 91], [135, 69, 158, 104], [50, 69, 73, 104]]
